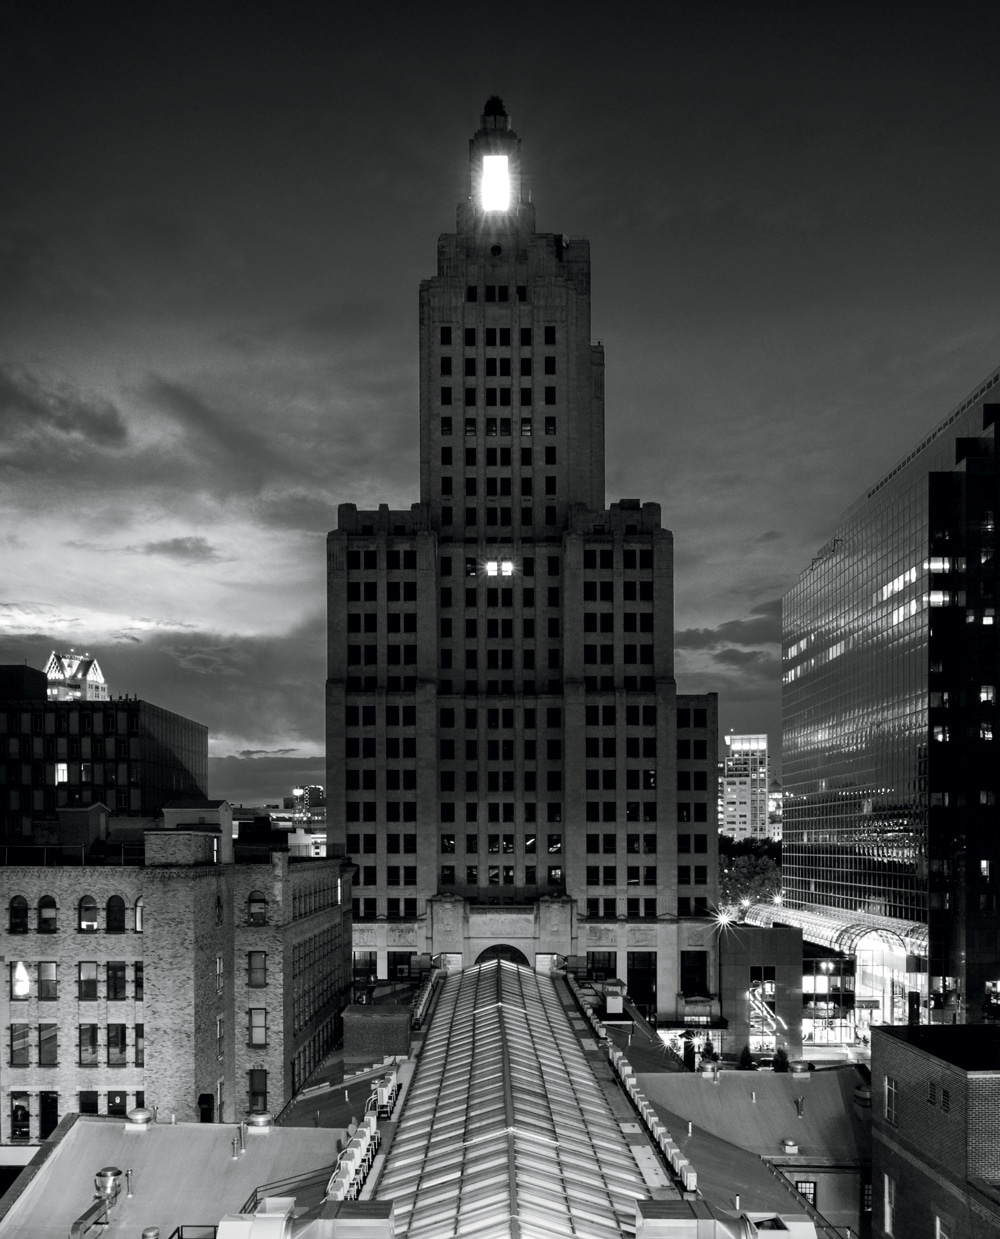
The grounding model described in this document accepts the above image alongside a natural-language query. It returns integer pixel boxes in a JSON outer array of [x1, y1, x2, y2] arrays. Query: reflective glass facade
[[783, 371, 1000, 1024]]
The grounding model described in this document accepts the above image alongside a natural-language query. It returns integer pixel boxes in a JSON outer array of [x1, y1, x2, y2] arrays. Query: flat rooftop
[[876, 1024, 1000, 1071], [0, 1116, 335, 1237]]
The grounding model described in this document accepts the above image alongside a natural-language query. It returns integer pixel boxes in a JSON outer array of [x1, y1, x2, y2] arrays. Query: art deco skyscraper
[[327, 100, 719, 1023]]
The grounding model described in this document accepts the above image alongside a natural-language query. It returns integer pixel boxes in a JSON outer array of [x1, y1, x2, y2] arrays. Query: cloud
[[138, 536, 223, 561], [0, 364, 128, 450], [712, 647, 774, 667], [162, 642, 254, 678], [675, 599, 782, 650], [237, 748, 298, 758]]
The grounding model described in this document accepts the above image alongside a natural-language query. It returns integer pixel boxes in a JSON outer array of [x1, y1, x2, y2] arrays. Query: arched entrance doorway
[[476, 944, 529, 967]]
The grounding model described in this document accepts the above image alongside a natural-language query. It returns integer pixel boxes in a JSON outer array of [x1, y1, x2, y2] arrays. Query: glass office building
[[764, 369, 1000, 1028]]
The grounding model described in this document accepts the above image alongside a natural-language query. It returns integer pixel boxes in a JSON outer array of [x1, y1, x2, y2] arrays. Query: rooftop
[[876, 1024, 1000, 1072], [0, 1115, 335, 1237], [372, 959, 675, 1238]]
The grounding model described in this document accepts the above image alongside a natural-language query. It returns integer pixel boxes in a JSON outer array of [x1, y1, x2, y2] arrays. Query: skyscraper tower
[[720, 733, 770, 840], [752, 369, 1000, 1028], [327, 100, 719, 1023]]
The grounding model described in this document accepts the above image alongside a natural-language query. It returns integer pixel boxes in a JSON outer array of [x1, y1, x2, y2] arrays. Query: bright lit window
[[56, 762, 68, 784], [501, 560, 514, 576], [11, 961, 30, 999], [485, 559, 514, 577], [486, 560, 499, 576], [481, 155, 509, 210]]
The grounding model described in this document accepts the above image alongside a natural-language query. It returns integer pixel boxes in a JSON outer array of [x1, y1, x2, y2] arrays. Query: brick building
[[326, 98, 720, 1025], [872, 1024, 1000, 1237], [2, 800, 353, 1155]]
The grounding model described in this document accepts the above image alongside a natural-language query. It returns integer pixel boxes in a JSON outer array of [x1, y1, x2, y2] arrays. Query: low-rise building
[[872, 1024, 1000, 1238], [1, 800, 353, 1166]]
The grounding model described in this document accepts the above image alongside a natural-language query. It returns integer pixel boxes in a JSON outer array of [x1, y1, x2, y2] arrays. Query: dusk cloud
[[0, 365, 128, 450], [675, 600, 782, 651], [139, 536, 223, 561]]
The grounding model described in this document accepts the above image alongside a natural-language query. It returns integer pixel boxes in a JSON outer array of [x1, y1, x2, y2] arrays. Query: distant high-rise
[[327, 99, 720, 1023], [44, 650, 108, 701], [720, 733, 770, 840], [753, 368, 1000, 1028], [1, 664, 207, 830]]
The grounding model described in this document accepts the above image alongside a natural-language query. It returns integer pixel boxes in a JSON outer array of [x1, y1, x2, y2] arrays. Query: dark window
[[79, 1024, 99, 1066], [38, 896, 57, 933], [38, 1023, 58, 1066], [106, 895, 125, 933], [680, 950, 708, 996], [107, 961, 126, 1001], [9, 896, 28, 934], [248, 1069, 268, 1112], [107, 1024, 127, 1066]]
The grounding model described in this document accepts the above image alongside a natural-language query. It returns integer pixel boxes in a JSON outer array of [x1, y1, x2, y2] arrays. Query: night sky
[[3, 3, 1000, 803]]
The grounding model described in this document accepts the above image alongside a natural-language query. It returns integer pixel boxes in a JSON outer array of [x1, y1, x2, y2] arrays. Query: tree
[[718, 852, 782, 910], [773, 1047, 790, 1073], [738, 1044, 755, 1070]]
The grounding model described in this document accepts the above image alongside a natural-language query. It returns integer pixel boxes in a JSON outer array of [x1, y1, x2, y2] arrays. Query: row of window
[[441, 323, 556, 343], [355, 866, 417, 886], [5, 737, 130, 759], [348, 704, 658, 730], [439, 506, 559, 527], [7, 1022, 144, 1068], [443, 355, 556, 378], [7, 1090, 144, 1141], [439, 390, 558, 409], [440, 444, 555, 467], [585, 866, 659, 886], [345, 549, 419, 571], [346, 833, 417, 854], [343, 676, 666, 697], [347, 613, 417, 633], [291, 879, 341, 920], [440, 865, 564, 886], [439, 833, 562, 853], [8, 895, 142, 935], [586, 898, 660, 918], [354, 898, 416, 919], [10, 961, 143, 1002], [452, 475, 557, 496], [3, 711, 137, 736]]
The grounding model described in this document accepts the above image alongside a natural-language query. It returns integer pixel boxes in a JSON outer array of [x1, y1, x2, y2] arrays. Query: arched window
[[134, 897, 144, 934], [9, 896, 28, 935], [106, 895, 125, 933], [38, 896, 57, 934], [78, 895, 98, 933], [247, 891, 267, 926]]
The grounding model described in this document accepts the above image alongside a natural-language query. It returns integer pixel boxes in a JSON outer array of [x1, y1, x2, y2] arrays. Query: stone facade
[[1, 819, 353, 1151], [325, 107, 721, 1020]]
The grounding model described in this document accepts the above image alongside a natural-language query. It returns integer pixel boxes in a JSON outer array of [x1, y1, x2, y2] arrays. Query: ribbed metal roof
[[375, 960, 649, 1238]]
